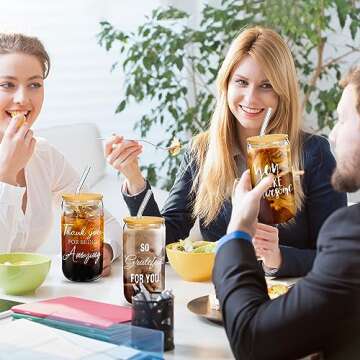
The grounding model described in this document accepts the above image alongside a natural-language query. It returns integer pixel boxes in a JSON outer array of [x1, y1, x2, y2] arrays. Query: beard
[[331, 153, 360, 192]]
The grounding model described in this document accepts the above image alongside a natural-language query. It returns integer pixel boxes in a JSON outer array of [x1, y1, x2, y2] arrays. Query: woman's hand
[[104, 135, 145, 194], [0, 116, 36, 185], [252, 222, 282, 269], [101, 243, 113, 277]]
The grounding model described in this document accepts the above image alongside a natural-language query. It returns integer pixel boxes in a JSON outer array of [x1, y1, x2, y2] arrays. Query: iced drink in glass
[[247, 134, 296, 224], [61, 193, 104, 281]]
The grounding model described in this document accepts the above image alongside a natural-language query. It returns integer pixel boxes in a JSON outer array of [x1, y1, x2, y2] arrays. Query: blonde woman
[[106, 26, 346, 277], [0, 33, 121, 276]]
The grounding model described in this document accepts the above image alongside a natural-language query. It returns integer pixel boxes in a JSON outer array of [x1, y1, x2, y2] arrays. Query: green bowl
[[0, 253, 51, 295]]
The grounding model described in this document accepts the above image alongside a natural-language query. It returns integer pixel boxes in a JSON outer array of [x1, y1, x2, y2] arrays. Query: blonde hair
[[191, 26, 304, 226], [0, 33, 50, 78]]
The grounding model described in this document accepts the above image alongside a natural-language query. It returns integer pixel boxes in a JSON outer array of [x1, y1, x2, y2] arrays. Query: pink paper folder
[[11, 296, 132, 329]]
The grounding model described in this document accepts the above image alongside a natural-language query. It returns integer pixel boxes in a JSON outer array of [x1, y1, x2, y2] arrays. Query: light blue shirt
[[216, 231, 252, 252]]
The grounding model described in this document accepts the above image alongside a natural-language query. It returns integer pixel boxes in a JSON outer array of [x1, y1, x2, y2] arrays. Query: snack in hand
[[9, 111, 27, 128]]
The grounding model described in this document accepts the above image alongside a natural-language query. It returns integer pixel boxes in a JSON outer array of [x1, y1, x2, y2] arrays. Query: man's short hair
[[340, 66, 360, 115]]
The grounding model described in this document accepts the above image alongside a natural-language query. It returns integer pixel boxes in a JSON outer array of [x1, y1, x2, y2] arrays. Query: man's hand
[[101, 243, 113, 277], [227, 170, 274, 237], [253, 223, 282, 269]]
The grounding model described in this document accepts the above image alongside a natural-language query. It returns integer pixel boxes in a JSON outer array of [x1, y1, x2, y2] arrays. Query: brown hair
[[191, 26, 304, 226], [0, 33, 50, 78], [340, 66, 360, 115]]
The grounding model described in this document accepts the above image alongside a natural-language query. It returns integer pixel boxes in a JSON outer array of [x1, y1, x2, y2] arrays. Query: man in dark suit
[[213, 67, 360, 359]]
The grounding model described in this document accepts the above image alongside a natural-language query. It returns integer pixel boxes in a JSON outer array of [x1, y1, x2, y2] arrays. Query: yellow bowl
[[166, 241, 215, 282]]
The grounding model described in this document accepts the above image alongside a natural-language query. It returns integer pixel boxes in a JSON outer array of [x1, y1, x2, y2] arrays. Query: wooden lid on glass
[[247, 134, 289, 148], [124, 216, 165, 226], [62, 193, 103, 202]]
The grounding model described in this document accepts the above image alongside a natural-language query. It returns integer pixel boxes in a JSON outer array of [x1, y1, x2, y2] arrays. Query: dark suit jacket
[[124, 133, 347, 277], [213, 203, 360, 359]]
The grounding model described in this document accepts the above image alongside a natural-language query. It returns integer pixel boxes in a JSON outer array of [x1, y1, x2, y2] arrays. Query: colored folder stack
[[11, 296, 164, 359]]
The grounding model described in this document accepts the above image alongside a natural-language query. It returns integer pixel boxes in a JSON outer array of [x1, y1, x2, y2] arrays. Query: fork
[[97, 137, 174, 151]]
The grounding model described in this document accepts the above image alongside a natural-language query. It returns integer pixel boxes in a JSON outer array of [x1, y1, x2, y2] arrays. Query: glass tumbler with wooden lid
[[247, 134, 296, 224], [61, 193, 104, 281], [123, 216, 165, 303]]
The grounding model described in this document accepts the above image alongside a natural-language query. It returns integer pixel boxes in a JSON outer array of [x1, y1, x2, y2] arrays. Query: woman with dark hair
[[0, 33, 121, 276]]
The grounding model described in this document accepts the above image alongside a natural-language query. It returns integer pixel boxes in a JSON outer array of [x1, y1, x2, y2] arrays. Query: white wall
[[0, 0, 160, 130], [0, 0, 167, 175]]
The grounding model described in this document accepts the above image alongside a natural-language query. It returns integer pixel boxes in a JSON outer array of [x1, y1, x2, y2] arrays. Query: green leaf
[[168, 105, 178, 119], [175, 57, 183, 71], [196, 63, 206, 74], [335, 0, 348, 28], [305, 101, 312, 114], [350, 20, 358, 39], [140, 164, 158, 186], [143, 56, 152, 70], [115, 100, 126, 113]]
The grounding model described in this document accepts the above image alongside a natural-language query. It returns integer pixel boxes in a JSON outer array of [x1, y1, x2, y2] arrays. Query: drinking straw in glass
[[136, 189, 153, 218], [76, 165, 91, 194], [259, 107, 273, 136]]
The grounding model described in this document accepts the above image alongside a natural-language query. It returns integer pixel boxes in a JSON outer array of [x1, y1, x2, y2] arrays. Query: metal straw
[[75, 165, 91, 194], [136, 189, 152, 218], [259, 107, 273, 136]]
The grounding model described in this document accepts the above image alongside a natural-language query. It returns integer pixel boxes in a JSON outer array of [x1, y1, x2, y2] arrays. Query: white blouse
[[0, 138, 121, 258]]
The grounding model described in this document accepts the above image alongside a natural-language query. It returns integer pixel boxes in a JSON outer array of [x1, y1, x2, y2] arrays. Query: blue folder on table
[[11, 313, 163, 359], [0, 319, 163, 360]]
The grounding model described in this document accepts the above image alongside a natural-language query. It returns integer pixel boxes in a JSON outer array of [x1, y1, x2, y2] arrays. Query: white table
[[0, 256, 234, 359]]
